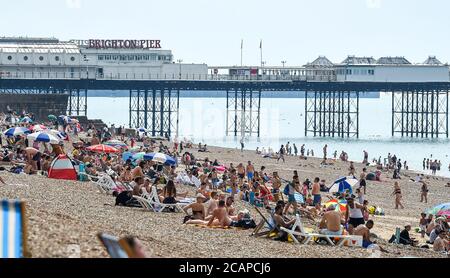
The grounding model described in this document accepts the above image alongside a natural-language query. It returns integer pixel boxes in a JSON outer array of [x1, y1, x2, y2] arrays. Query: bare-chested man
[[319, 209, 343, 235], [206, 191, 219, 215], [236, 163, 245, 183], [354, 220, 389, 252], [246, 161, 255, 182], [23, 147, 41, 172]]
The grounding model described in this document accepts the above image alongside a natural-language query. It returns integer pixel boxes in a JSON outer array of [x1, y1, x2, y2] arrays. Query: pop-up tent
[[48, 154, 77, 181]]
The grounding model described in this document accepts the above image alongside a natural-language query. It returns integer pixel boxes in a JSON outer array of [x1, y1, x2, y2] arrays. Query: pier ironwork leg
[[225, 88, 261, 138]]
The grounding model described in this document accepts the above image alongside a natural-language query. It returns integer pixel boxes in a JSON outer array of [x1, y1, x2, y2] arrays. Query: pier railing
[[0, 71, 337, 82]]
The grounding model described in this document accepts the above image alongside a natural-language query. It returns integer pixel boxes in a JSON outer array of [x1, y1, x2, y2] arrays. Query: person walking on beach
[[277, 145, 285, 163], [423, 158, 426, 170], [420, 181, 428, 203], [293, 143, 298, 156], [391, 181, 404, 209], [285, 142, 290, 156], [323, 144, 328, 161], [426, 158, 430, 170], [349, 162, 356, 177], [359, 168, 367, 194]]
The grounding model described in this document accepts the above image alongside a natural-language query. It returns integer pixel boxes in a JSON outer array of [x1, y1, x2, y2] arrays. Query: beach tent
[[328, 176, 358, 194], [48, 154, 77, 181]]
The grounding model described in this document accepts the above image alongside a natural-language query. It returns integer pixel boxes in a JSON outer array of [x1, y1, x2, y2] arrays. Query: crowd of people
[[0, 109, 448, 256]]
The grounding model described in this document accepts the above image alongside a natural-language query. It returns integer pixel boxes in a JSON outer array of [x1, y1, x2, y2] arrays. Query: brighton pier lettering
[[87, 39, 161, 49]]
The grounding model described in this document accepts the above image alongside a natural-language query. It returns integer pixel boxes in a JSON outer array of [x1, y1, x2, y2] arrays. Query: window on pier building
[[346, 69, 352, 75]]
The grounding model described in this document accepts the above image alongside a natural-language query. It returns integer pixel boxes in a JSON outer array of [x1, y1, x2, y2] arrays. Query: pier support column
[[226, 88, 261, 137], [305, 90, 359, 138], [129, 88, 179, 137], [392, 90, 448, 138], [67, 89, 87, 116]]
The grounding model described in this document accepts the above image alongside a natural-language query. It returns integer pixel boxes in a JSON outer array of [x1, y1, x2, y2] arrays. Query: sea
[[87, 92, 450, 177]]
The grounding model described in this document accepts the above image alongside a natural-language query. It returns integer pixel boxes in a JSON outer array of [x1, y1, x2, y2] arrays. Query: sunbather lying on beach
[[185, 200, 234, 227]]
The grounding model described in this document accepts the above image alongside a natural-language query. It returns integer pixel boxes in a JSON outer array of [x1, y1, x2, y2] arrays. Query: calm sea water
[[87, 93, 450, 177]]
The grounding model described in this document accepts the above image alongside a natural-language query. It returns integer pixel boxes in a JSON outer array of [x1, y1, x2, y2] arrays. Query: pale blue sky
[[1, 0, 449, 66]]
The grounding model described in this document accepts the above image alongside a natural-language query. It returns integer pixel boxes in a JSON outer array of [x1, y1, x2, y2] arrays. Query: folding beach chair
[[0, 199, 28, 258], [134, 186, 189, 214], [251, 206, 279, 237], [280, 214, 362, 247], [97, 233, 135, 258]]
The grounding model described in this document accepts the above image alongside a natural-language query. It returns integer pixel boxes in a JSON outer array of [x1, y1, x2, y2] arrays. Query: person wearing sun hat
[[183, 193, 207, 221]]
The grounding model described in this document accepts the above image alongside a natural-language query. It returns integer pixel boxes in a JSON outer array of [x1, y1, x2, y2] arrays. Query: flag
[[260, 40, 262, 49]]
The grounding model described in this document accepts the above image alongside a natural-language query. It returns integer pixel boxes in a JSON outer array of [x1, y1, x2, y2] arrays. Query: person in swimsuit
[[246, 161, 255, 182], [271, 172, 282, 202], [345, 197, 365, 234], [186, 200, 234, 227], [311, 177, 321, 206], [420, 181, 428, 203], [237, 163, 245, 182], [319, 209, 343, 236], [206, 191, 219, 216], [359, 168, 367, 194], [391, 181, 404, 209], [183, 193, 206, 220]]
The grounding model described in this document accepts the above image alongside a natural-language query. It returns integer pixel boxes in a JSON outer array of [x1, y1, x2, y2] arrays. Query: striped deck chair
[[0, 199, 28, 258]]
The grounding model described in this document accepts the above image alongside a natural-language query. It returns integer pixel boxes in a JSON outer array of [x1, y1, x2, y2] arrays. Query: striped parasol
[[86, 144, 120, 154], [27, 132, 60, 144], [143, 152, 177, 165], [3, 127, 31, 137]]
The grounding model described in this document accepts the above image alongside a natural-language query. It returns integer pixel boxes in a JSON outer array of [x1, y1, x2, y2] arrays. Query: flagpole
[[240, 39, 243, 67], [260, 39, 263, 68]]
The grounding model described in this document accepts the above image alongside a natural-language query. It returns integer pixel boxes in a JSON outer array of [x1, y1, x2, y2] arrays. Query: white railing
[[0, 71, 337, 82]]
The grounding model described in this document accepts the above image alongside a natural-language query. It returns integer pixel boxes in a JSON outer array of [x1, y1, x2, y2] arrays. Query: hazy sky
[[2, 0, 450, 66]]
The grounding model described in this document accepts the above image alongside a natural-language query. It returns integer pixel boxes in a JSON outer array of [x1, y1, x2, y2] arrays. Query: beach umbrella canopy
[[31, 124, 47, 132], [86, 144, 119, 154], [143, 152, 177, 165], [122, 151, 134, 161], [20, 116, 33, 123], [104, 139, 128, 149], [137, 127, 147, 133], [132, 152, 146, 160], [328, 176, 358, 194], [45, 129, 67, 140], [59, 115, 72, 123], [48, 114, 57, 121], [27, 132, 60, 144], [325, 199, 348, 213], [3, 127, 31, 137], [426, 202, 450, 218]]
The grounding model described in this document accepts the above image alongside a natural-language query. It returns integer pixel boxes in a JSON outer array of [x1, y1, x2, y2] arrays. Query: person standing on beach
[[283, 175, 301, 215], [391, 181, 404, 209], [363, 150, 368, 165], [293, 144, 298, 156], [246, 161, 255, 182], [323, 144, 327, 161], [236, 163, 245, 183], [359, 168, 367, 194], [349, 162, 356, 177], [240, 137, 244, 152], [420, 181, 428, 203], [423, 158, 426, 170], [277, 145, 285, 163], [426, 158, 430, 170], [300, 144, 305, 158], [285, 142, 290, 156], [311, 177, 321, 206]]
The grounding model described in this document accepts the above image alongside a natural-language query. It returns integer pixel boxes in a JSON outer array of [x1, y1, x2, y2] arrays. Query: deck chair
[[0, 199, 28, 258], [143, 186, 187, 213], [97, 233, 135, 258], [251, 206, 279, 237], [86, 173, 116, 194], [280, 214, 362, 246]]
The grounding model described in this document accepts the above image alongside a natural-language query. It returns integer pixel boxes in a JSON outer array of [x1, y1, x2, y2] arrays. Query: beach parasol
[[137, 127, 147, 133], [86, 144, 119, 154], [27, 132, 60, 144], [328, 176, 358, 194], [20, 116, 33, 123], [143, 152, 177, 165], [3, 127, 31, 137], [426, 202, 450, 219], [31, 124, 47, 132], [48, 114, 57, 121], [59, 115, 72, 123], [45, 129, 68, 140], [104, 139, 128, 149], [132, 152, 146, 160], [325, 199, 348, 213]]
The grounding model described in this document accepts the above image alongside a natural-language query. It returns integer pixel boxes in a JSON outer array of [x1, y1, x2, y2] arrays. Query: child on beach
[[419, 213, 428, 238]]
